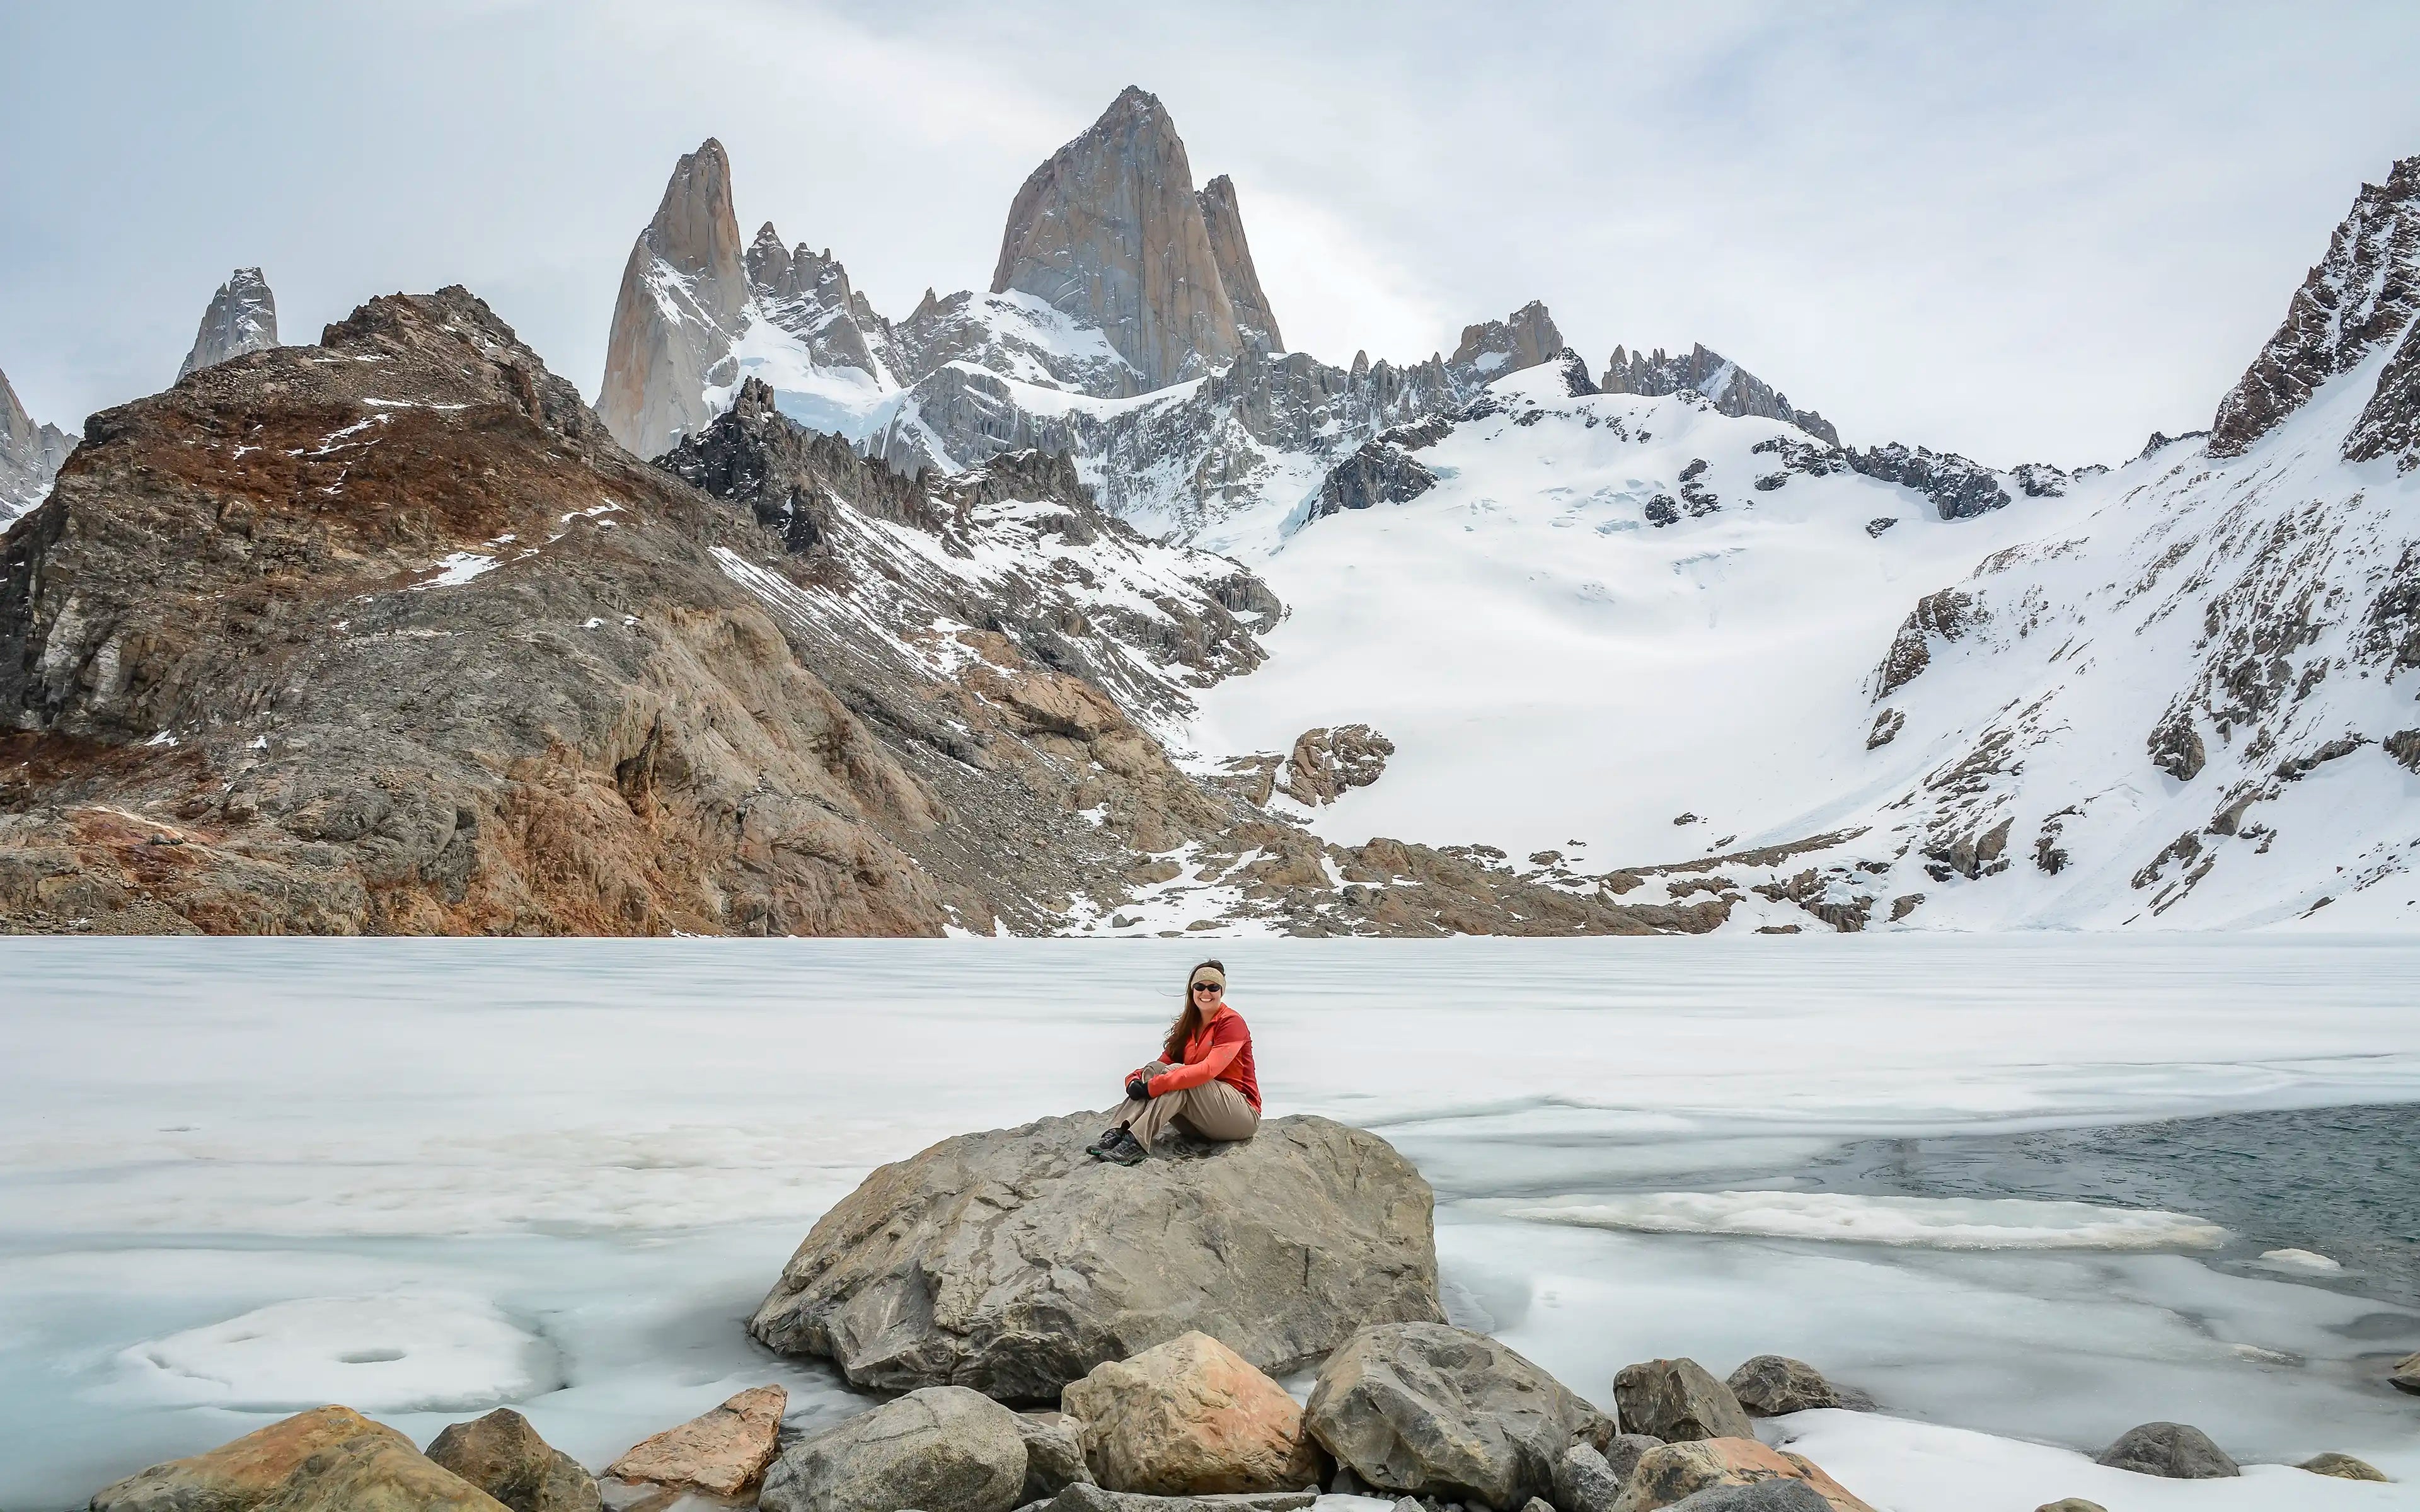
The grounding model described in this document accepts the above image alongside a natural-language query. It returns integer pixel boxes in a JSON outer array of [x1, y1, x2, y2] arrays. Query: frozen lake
[[4, 936, 2419, 1510]]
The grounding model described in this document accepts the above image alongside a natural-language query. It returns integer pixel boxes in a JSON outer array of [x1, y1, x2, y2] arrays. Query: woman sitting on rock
[[1088, 959, 1261, 1165]]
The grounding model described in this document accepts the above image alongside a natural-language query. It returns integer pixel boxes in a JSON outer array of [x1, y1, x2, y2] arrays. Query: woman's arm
[[1148, 1039, 1241, 1096]]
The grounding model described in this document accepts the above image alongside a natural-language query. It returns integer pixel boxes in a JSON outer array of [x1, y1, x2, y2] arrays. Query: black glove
[[1126, 1076, 1152, 1101]]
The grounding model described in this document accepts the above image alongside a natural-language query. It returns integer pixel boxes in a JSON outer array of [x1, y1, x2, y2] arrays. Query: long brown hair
[[1163, 959, 1226, 1062]]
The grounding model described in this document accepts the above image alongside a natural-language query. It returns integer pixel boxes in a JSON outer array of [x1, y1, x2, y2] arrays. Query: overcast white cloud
[[3, 0, 2417, 467]]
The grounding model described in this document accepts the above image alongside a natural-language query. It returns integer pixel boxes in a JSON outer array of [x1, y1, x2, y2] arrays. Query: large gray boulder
[[1304, 1322, 1612, 1511], [760, 1385, 1027, 1512], [1613, 1360, 1753, 1443], [2092, 1422, 2238, 1479], [750, 1114, 1443, 1402]]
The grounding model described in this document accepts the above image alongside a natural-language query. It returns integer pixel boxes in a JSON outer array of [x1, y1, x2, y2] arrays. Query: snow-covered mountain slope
[[1187, 358, 2097, 870], [1185, 156, 2420, 933]]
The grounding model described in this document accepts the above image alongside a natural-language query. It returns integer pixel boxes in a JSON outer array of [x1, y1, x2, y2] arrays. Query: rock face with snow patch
[[0, 364, 74, 522], [176, 266, 279, 381], [1599, 343, 1838, 446], [597, 138, 751, 457], [748, 1113, 1444, 1401], [746, 223, 895, 382], [993, 86, 1243, 392], [2211, 154, 2420, 457], [1449, 301, 1564, 392]]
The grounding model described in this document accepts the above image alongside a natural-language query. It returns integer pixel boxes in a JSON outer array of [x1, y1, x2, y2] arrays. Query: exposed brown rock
[[1279, 724, 1393, 806], [2299, 1452, 2389, 1481], [1875, 588, 1981, 697], [2211, 155, 2420, 456], [425, 1409, 599, 1512], [91, 1406, 420, 1512], [1061, 1331, 1325, 1494], [1612, 1358, 1754, 1443], [605, 1384, 786, 1499], [993, 87, 1242, 391]]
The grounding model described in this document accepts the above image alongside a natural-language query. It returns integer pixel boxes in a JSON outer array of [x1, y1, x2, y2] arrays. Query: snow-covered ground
[[1189, 365, 2085, 863], [1185, 352, 2420, 932], [4, 936, 2416, 1509]]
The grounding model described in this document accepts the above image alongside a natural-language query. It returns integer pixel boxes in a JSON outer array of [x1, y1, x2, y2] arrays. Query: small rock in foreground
[[428, 1409, 600, 1512], [1017, 1414, 1097, 1504], [606, 1384, 786, 1499], [1606, 1436, 1664, 1485], [2092, 1422, 2239, 1479], [1033, 1487, 1317, 1512], [1307, 1321, 1611, 1509], [1608, 1439, 1872, 1512], [2299, 1452, 2390, 1481], [762, 1385, 1026, 1512], [1666, 1482, 1833, 1511], [2392, 1350, 2420, 1394], [1552, 1444, 1622, 1512], [1724, 1357, 1867, 1417], [2032, 1501, 2106, 1512], [1063, 1331, 1324, 1494], [1614, 1360, 1754, 1443]]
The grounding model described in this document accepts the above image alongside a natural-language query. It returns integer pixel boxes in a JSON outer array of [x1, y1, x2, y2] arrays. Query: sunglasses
[[1191, 982, 1221, 993]]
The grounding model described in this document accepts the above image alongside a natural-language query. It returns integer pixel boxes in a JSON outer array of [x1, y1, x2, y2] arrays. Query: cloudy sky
[[5, 1, 2417, 467]]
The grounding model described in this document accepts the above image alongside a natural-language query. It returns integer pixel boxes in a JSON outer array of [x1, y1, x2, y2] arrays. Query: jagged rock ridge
[[1600, 341, 1838, 446], [0, 365, 75, 524], [2211, 154, 2420, 458], [176, 267, 279, 382], [0, 297, 1738, 939]]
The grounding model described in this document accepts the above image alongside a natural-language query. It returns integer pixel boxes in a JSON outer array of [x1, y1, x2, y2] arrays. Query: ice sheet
[[1497, 1191, 2229, 1250], [3, 935, 2416, 1510]]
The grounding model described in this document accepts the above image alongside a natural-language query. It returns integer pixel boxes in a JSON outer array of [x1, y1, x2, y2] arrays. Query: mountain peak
[[176, 267, 279, 382], [1196, 174, 1283, 353], [991, 88, 1241, 391], [598, 137, 752, 457], [2210, 153, 2420, 457]]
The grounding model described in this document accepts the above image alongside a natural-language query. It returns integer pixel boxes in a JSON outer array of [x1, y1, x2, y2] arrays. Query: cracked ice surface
[[3, 935, 2417, 1508]]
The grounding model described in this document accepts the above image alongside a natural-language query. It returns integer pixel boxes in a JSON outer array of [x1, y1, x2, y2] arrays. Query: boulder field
[[80, 1118, 2392, 1512]]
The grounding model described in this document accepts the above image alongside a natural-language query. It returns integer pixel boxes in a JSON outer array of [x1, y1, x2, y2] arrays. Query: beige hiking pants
[[1114, 1061, 1260, 1150]]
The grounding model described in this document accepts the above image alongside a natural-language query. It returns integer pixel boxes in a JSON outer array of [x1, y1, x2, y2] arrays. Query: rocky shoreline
[[74, 1119, 2411, 1512]]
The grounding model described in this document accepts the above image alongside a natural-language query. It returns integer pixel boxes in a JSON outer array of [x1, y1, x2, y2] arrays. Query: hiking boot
[[1097, 1127, 1148, 1166], [1083, 1126, 1124, 1158]]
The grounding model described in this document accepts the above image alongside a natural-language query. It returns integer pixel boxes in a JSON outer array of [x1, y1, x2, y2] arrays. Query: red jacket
[[1142, 1004, 1260, 1111]]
